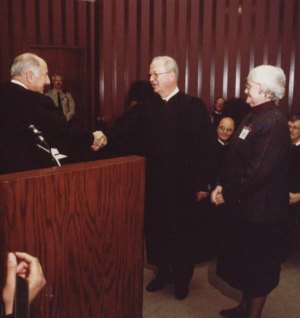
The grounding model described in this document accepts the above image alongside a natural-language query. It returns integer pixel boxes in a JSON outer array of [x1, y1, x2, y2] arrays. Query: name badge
[[239, 127, 250, 140]]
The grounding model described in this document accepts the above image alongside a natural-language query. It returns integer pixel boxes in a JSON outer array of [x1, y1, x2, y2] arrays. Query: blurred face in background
[[217, 117, 235, 143], [288, 120, 300, 144], [214, 97, 225, 112], [52, 75, 63, 91]]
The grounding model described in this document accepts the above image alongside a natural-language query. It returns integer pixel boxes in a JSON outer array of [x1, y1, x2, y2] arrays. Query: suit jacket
[[0, 82, 93, 174], [45, 89, 75, 122], [221, 101, 291, 225]]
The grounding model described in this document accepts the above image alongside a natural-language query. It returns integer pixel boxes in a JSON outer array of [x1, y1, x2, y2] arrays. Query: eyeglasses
[[218, 126, 234, 133], [147, 71, 171, 80], [288, 124, 300, 131]]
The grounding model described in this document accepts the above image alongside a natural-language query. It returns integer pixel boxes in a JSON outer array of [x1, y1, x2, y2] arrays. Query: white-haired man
[[112, 56, 215, 300], [0, 53, 106, 174]]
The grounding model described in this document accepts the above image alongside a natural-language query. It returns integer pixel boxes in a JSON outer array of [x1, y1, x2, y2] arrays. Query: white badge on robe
[[239, 126, 251, 140]]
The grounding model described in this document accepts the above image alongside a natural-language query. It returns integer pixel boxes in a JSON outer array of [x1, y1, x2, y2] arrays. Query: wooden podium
[[0, 156, 145, 318]]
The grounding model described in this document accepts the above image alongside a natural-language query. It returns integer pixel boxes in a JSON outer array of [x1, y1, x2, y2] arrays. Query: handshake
[[91, 131, 108, 151]]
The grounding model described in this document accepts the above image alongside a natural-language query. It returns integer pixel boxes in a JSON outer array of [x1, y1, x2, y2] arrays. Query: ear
[[25, 70, 34, 83]]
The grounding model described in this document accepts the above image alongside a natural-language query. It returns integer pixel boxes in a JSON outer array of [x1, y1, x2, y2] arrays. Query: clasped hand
[[91, 131, 108, 151], [211, 185, 225, 206]]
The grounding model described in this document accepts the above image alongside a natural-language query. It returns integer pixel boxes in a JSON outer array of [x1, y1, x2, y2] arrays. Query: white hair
[[247, 65, 286, 100], [11, 53, 43, 78], [151, 56, 179, 79]]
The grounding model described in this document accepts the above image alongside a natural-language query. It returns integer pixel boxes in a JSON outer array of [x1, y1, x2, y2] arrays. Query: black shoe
[[174, 283, 189, 300], [146, 278, 167, 292], [219, 307, 247, 318]]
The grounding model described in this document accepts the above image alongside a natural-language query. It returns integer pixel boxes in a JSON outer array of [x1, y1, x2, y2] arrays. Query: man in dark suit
[[112, 56, 215, 299], [0, 53, 107, 174]]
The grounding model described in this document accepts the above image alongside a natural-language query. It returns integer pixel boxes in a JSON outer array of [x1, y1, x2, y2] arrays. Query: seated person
[[287, 114, 300, 253], [211, 96, 225, 128]]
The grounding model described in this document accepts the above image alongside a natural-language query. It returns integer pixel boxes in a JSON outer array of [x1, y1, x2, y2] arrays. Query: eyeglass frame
[[288, 124, 300, 131], [218, 125, 234, 133], [147, 71, 172, 80]]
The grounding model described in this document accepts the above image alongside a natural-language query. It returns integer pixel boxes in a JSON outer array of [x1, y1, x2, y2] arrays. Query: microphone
[[28, 124, 50, 150], [28, 124, 61, 166]]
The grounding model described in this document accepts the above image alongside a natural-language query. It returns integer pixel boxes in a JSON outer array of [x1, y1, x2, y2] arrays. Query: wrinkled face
[[244, 81, 268, 107], [288, 120, 300, 144], [217, 117, 235, 142], [30, 61, 50, 93], [215, 98, 225, 112], [53, 75, 63, 90], [148, 60, 176, 98]]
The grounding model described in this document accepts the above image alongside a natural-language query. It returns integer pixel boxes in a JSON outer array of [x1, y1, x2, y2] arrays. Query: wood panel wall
[[0, 0, 300, 127], [97, 0, 300, 122], [0, 0, 97, 128]]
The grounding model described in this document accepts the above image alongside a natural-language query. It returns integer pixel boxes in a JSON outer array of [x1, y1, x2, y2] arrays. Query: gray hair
[[151, 56, 179, 79], [11, 53, 43, 78], [247, 65, 286, 100]]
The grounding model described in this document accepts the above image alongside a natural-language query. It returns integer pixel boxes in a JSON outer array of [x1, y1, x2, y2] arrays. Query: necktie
[[57, 92, 63, 113]]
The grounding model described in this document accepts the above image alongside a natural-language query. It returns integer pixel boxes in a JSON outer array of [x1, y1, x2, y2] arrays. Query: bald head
[[11, 53, 50, 93]]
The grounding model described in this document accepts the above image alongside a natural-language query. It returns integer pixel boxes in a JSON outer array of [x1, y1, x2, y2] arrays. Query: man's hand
[[91, 131, 108, 151], [196, 191, 209, 202], [289, 192, 300, 205], [211, 185, 225, 206]]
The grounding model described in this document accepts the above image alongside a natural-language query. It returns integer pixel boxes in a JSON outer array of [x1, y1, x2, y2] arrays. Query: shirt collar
[[294, 140, 300, 146], [162, 87, 179, 102], [11, 79, 27, 89], [218, 138, 228, 146]]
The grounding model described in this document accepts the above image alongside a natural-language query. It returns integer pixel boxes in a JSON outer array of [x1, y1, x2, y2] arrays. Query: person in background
[[194, 117, 236, 264], [222, 97, 251, 128], [0, 53, 107, 174], [211, 65, 291, 318], [215, 117, 235, 178], [111, 56, 215, 300], [286, 114, 300, 255], [211, 96, 225, 128], [46, 74, 75, 122]]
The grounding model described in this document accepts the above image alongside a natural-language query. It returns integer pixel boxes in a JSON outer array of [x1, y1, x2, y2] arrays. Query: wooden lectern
[[0, 156, 145, 318]]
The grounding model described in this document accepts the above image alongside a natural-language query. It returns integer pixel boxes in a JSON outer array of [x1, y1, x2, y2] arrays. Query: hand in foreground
[[2, 252, 46, 315], [91, 131, 108, 151], [211, 185, 225, 206]]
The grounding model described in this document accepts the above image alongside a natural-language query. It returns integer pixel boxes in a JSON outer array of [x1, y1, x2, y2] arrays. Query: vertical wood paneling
[[139, 0, 151, 79], [215, 0, 226, 99], [52, 0, 63, 44], [115, 1, 125, 114], [99, 0, 113, 119], [126, 0, 138, 88], [201, 0, 213, 104], [39, 0, 50, 44], [227, 0, 240, 99], [65, 0, 75, 46], [188, 0, 201, 97], [152, 0, 163, 57], [1, 0, 300, 126], [177, 0, 188, 91], [0, 1, 10, 77]]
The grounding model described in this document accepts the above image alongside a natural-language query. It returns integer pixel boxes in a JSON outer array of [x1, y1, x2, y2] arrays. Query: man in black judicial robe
[[112, 56, 215, 299], [0, 53, 107, 174]]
